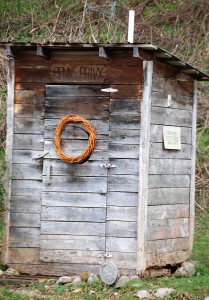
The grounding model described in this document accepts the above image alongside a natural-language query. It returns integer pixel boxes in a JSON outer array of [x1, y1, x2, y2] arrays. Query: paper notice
[[163, 126, 181, 150]]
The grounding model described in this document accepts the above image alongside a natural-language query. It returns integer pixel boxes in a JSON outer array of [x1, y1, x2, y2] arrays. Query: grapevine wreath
[[53, 114, 96, 164]]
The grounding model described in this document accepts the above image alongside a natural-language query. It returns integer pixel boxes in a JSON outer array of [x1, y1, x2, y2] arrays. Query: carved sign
[[51, 65, 109, 83], [99, 261, 118, 285]]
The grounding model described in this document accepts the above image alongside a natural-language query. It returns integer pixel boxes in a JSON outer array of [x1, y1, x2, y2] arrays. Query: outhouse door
[[40, 84, 140, 270]]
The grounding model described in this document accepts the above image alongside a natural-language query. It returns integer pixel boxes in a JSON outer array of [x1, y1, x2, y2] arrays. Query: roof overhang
[[0, 42, 209, 81]]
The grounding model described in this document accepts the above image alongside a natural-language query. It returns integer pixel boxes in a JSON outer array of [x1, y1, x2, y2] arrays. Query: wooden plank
[[149, 143, 191, 159], [15, 90, 44, 104], [106, 207, 137, 221], [40, 235, 105, 251], [45, 97, 109, 119], [110, 84, 142, 99], [10, 198, 41, 214], [11, 179, 42, 197], [110, 114, 140, 130], [40, 249, 104, 264], [41, 221, 105, 236], [42, 176, 107, 193], [146, 237, 189, 254], [14, 103, 44, 118], [137, 61, 153, 273], [14, 118, 44, 134], [44, 119, 109, 139], [150, 124, 192, 144], [107, 158, 139, 175], [16, 50, 143, 66], [13, 134, 43, 150], [46, 84, 142, 99], [16, 65, 142, 84], [148, 175, 190, 188], [10, 213, 40, 227], [107, 252, 137, 270], [6, 263, 101, 276], [107, 192, 138, 207], [41, 207, 106, 222], [148, 188, 190, 205], [15, 83, 45, 91], [189, 80, 197, 252], [2, 59, 15, 264], [13, 150, 44, 164], [153, 62, 179, 78], [151, 92, 193, 111], [106, 237, 137, 253], [110, 99, 140, 114], [147, 204, 189, 220], [12, 164, 42, 180], [146, 250, 190, 267], [10, 228, 40, 248], [152, 77, 193, 96], [43, 159, 107, 177], [149, 159, 191, 175], [46, 84, 108, 97], [151, 106, 192, 127], [108, 175, 138, 192], [106, 221, 137, 238], [42, 192, 106, 208], [147, 218, 189, 240], [109, 129, 140, 145], [109, 144, 139, 159], [43, 140, 108, 161], [9, 248, 40, 264]]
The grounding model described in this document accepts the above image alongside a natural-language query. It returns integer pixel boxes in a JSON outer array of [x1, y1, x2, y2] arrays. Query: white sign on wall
[[163, 126, 181, 150]]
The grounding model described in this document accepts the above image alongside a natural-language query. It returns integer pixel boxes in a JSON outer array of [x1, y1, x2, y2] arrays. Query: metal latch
[[100, 163, 116, 169], [32, 151, 49, 160]]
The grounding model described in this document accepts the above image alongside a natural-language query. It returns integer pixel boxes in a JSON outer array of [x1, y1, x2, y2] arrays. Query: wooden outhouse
[[1, 43, 209, 276]]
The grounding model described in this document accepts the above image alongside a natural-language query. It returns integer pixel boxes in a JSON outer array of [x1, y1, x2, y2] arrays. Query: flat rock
[[56, 276, 72, 285], [154, 287, 175, 298], [71, 276, 82, 285], [4, 268, 20, 276], [135, 290, 151, 299], [174, 262, 195, 277], [114, 276, 130, 288], [87, 273, 99, 284]]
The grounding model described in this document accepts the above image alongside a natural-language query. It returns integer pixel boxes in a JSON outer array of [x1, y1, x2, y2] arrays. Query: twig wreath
[[53, 114, 96, 164]]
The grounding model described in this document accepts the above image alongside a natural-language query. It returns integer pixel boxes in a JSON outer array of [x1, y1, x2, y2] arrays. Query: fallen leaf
[[73, 288, 83, 294]]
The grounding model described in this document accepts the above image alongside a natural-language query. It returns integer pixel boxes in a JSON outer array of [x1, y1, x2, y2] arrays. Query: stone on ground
[[56, 276, 72, 285], [154, 287, 175, 298], [174, 261, 195, 277], [71, 276, 82, 285], [114, 275, 130, 288], [87, 273, 99, 283], [4, 268, 20, 276], [135, 290, 151, 299]]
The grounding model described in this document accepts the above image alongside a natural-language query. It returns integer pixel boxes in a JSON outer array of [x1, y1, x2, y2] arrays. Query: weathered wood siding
[[7, 49, 143, 275], [146, 62, 194, 267]]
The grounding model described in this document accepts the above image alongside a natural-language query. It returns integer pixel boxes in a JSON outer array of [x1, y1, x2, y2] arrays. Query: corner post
[[189, 80, 197, 252], [1, 59, 15, 264], [137, 61, 153, 274]]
